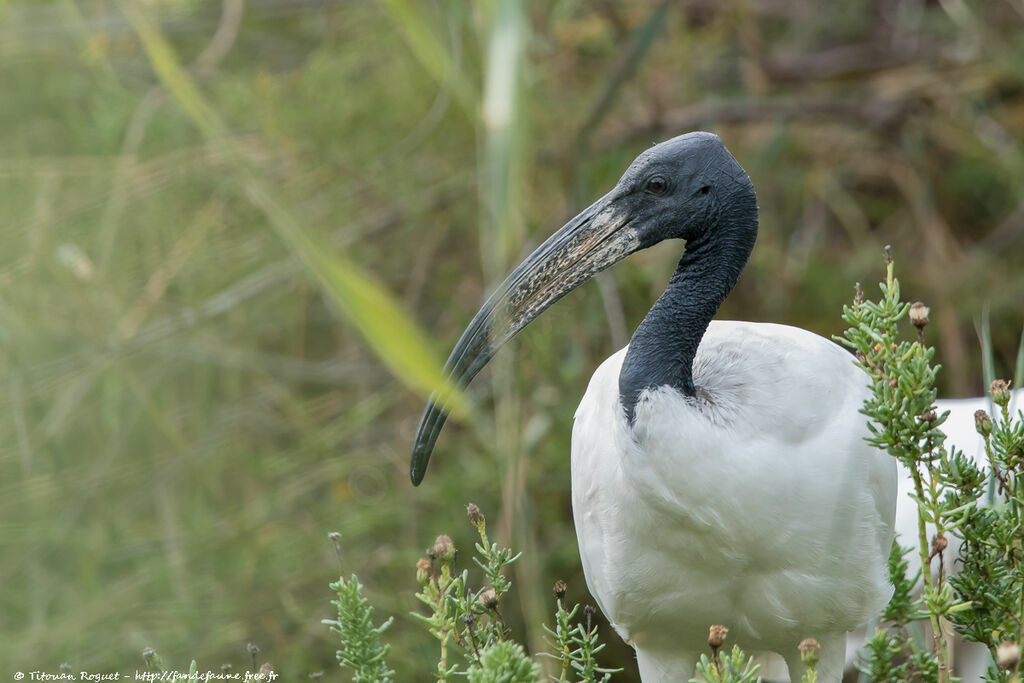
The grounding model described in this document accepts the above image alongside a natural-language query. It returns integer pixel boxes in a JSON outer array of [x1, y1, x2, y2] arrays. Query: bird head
[[612, 131, 756, 248], [410, 132, 757, 484]]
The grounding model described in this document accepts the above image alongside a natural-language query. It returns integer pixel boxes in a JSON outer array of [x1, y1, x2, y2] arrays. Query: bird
[[410, 132, 897, 682]]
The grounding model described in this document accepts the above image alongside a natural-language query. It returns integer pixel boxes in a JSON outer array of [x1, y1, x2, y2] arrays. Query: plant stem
[[911, 466, 951, 683], [440, 633, 449, 680]]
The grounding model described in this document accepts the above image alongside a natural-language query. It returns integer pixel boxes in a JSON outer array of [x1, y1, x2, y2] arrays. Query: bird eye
[[645, 175, 668, 196], [698, 185, 711, 195]]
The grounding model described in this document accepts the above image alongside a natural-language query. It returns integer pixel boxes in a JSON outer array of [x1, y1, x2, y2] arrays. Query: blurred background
[[3, 0, 1023, 679]]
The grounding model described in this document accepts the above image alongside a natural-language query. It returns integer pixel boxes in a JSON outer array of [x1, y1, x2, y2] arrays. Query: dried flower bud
[[466, 503, 485, 527], [247, 642, 260, 656], [991, 379, 1012, 408], [142, 648, 160, 670], [553, 580, 568, 601], [60, 663, 72, 674], [221, 664, 232, 673], [584, 604, 597, 633], [431, 534, 456, 563], [708, 624, 728, 650], [997, 641, 1019, 670], [259, 663, 275, 679], [798, 638, 821, 667], [975, 409, 993, 437], [921, 409, 936, 423], [479, 587, 498, 609], [416, 557, 431, 585], [328, 531, 343, 566], [931, 534, 948, 556], [308, 672, 323, 681], [909, 301, 930, 329]]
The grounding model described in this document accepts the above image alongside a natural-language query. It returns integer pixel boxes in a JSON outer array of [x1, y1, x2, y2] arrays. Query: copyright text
[[12, 671, 277, 682]]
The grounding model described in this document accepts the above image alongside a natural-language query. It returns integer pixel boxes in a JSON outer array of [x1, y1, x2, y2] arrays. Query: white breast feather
[[571, 320, 897, 677]]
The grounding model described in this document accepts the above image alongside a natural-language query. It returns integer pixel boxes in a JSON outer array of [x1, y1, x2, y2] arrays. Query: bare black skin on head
[[616, 133, 759, 421], [410, 132, 758, 484]]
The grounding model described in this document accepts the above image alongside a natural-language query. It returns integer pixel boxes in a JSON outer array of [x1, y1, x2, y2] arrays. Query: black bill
[[410, 190, 640, 484]]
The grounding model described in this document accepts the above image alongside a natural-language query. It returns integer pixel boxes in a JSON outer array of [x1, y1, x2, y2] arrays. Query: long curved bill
[[410, 191, 639, 484]]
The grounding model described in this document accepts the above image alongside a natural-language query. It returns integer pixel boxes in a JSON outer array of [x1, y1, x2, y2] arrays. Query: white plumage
[[410, 133, 902, 683], [571, 322, 897, 682]]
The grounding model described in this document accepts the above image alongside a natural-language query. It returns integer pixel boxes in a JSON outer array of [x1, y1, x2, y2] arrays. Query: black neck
[[618, 195, 758, 422]]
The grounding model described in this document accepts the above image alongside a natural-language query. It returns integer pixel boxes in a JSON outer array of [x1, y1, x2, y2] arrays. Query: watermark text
[[12, 671, 277, 682]]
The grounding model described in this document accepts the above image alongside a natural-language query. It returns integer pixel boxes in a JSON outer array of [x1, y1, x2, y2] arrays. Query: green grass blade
[[380, 0, 477, 118], [122, 2, 468, 417], [978, 304, 995, 394], [976, 305, 997, 505], [1014, 322, 1024, 390], [576, 0, 671, 147]]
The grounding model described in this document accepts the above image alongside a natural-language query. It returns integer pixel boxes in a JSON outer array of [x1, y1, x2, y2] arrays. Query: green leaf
[[379, 0, 478, 117], [122, 2, 469, 417]]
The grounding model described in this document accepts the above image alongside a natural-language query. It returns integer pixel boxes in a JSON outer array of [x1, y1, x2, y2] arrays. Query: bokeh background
[[3, 0, 1024, 679]]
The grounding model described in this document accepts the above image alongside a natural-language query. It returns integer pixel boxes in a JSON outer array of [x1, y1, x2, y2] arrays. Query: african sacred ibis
[[411, 132, 897, 682]]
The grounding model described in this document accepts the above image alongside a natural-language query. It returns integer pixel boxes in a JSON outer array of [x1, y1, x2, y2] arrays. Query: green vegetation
[[839, 253, 950, 680], [544, 588, 621, 682], [321, 254, 1024, 682], [841, 254, 1024, 681], [325, 573, 395, 682], [691, 645, 761, 683], [327, 504, 613, 681], [3, 1, 1024, 680]]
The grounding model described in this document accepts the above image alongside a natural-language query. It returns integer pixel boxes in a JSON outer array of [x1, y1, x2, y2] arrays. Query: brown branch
[[759, 39, 943, 83], [596, 94, 912, 152]]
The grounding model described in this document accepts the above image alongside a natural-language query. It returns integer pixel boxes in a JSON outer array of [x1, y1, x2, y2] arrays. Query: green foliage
[[860, 624, 940, 683], [6, 2, 1024, 679], [328, 504, 621, 681], [861, 628, 915, 682], [411, 505, 522, 678], [795, 638, 821, 683], [123, 3, 469, 417], [882, 538, 927, 625], [470, 505, 523, 612], [838, 257, 944, 471], [690, 646, 761, 683], [466, 641, 539, 683], [543, 595, 621, 682], [839, 252, 955, 680], [842, 252, 1024, 682], [412, 538, 472, 680], [133, 650, 239, 683], [323, 575, 395, 682], [944, 382, 1024, 679]]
